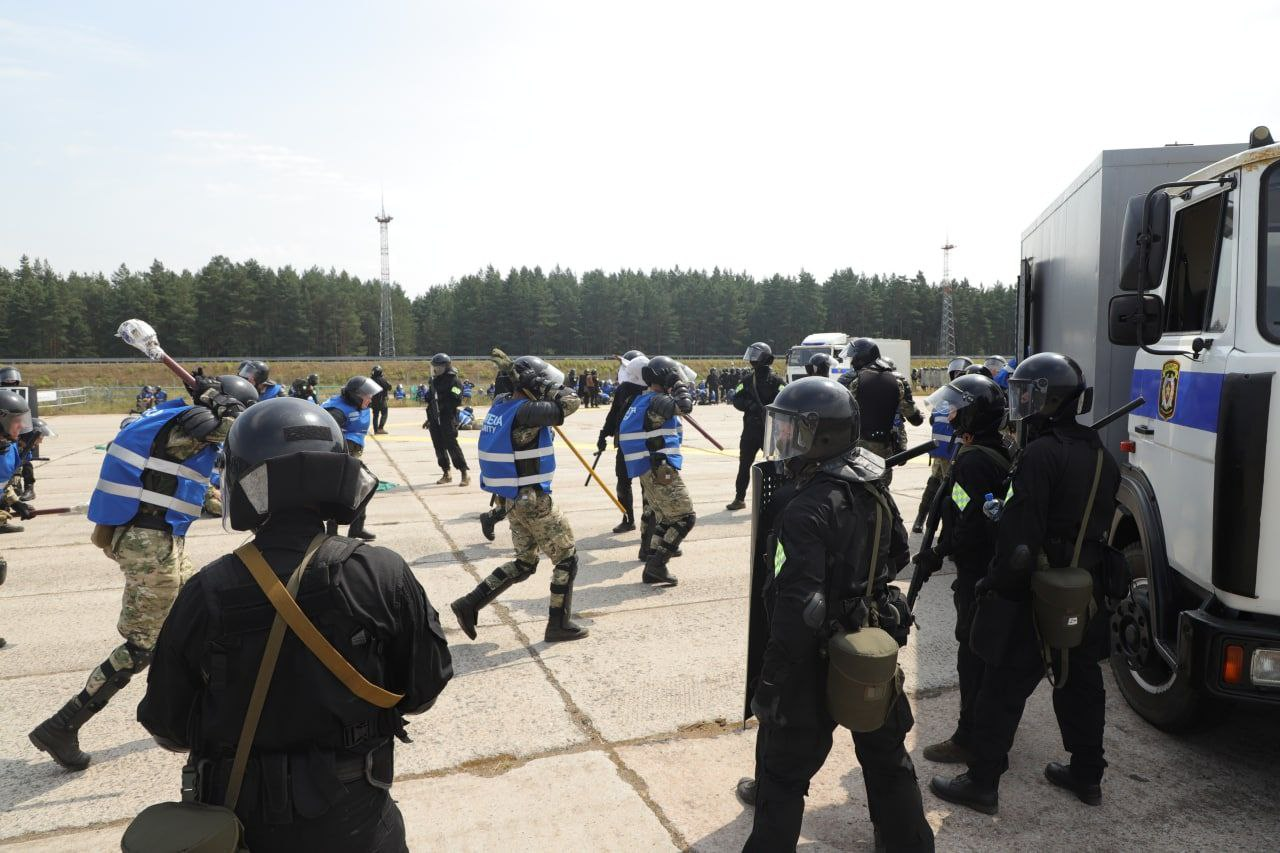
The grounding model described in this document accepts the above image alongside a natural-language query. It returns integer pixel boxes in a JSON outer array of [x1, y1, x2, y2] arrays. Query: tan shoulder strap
[[225, 532, 327, 810], [235, 540, 405, 711]]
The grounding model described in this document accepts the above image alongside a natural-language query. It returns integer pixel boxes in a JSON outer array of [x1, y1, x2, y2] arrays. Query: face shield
[[1007, 377, 1049, 422], [924, 384, 977, 420], [947, 357, 971, 377], [764, 407, 819, 461], [431, 363, 447, 377], [984, 356, 1008, 374], [677, 362, 697, 384], [743, 344, 769, 363]]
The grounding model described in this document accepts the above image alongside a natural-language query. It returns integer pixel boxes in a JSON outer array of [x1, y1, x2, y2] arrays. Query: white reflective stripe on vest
[[479, 473, 555, 488], [623, 450, 651, 462], [94, 478, 205, 517], [618, 427, 681, 441], [105, 443, 211, 485], [476, 446, 555, 463]]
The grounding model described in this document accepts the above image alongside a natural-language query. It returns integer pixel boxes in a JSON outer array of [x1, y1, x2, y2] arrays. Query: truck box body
[[1018, 143, 1243, 451]]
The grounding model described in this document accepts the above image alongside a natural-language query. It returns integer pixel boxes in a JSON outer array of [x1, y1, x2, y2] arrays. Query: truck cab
[[785, 333, 852, 384], [1106, 129, 1280, 728]]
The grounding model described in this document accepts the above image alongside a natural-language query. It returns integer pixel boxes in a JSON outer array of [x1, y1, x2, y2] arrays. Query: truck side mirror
[[1108, 293, 1164, 346], [1118, 192, 1171, 291]]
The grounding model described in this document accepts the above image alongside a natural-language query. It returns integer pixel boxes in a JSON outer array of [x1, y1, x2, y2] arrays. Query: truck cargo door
[[1129, 185, 1236, 590]]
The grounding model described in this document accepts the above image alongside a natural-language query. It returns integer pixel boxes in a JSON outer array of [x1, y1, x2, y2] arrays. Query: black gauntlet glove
[[750, 679, 786, 727], [596, 433, 608, 454], [12, 501, 35, 520]]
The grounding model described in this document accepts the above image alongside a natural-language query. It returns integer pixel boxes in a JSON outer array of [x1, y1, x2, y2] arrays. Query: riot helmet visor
[[763, 408, 817, 461], [925, 383, 977, 419], [1007, 376, 1050, 422], [743, 343, 773, 365]]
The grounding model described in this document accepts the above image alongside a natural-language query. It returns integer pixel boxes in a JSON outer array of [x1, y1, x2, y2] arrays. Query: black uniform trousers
[[428, 420, 468, 472], [372, 403, 389, 431], [950, 563, 985, 749], [968, 601, 1108, 786], [747, 693, 934, 852], [614, 445, 634, 520], [735, 420, 765, 500]]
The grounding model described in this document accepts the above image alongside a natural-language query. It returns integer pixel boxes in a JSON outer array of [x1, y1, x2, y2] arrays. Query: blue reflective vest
[[477, 398, 555, 498], [259, 383, 282, 400], [929, 409, 955, 459], [619, 392, 683, 478], [87, 400, 218, 536], [0, 442, 20, 484], [323, 395, 370, 446]]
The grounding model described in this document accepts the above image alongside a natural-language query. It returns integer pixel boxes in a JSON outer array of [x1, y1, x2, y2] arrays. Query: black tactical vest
[[855, 368, 901, 441]]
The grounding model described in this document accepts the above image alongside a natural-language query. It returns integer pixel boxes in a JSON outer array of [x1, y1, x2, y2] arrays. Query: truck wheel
[[1109, 542, 1210, 732]]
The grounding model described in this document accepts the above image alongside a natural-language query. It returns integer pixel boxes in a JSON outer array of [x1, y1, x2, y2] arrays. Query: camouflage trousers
[[858, 439, 895, 486], [499, 489, 576, 569], [639, 468, 695, 556]]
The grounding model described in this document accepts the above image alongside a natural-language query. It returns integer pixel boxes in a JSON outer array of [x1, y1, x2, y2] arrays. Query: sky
[[3, 0, 1280, 296]]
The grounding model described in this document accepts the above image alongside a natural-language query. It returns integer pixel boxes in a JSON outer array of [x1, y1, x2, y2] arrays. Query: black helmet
[[222, 397, 379, 531], [927, 374, 1006, 436], [983, 355, 1008, 375], [0, 366, 22, 386], [806, 353, 834, 377], [0, 389, 32, 439], [642, 356, 683, 389], [213, 374, 261, 408], [371, 365, 384, 378], [964, 363, 994, 378], [341, 375, 380, 408], [1007, 352, 1090, 424], [842, 338, 880, 370], [307, 373, 319, 386], [20, 416, 54, 445], [764, 377, 859, 462], [622, 349, 646, 361], [743, 342, 774, 367], [511, 356, 565, 392], [237, 360, 270, 386], [946, 356, 973, 380]]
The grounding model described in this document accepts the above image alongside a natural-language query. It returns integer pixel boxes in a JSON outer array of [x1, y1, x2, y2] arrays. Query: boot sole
[[929, 778, 998, 815], [450, 602, 478, 640], [29, 729, 90, 772], [544, 629, 590, 642], [642, 574, 679, 587], [1044, 767, 1102, 805]]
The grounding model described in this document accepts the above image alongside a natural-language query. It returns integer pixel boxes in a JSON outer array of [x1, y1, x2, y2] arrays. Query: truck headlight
[[1251, 649, 1280, 687]]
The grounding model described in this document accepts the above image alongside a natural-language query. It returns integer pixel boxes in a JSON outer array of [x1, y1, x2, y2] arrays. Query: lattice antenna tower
[[940, 239, 957, 357], [376, 198, 395, 357]]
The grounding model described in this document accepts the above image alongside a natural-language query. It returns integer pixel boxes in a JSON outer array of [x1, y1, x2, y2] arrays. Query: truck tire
[[1109, 542, 1211, 732]]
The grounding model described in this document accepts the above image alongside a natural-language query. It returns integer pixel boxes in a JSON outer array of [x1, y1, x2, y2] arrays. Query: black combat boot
[[480, 511, 498, 542], [930, 772, 998, 815], [735, 777, 757, 807], [725, 496, 746, 511], [612, 514, 635, 534], [641, 553, 678, 587], [347, 512, 376, 541], [450, 561, 536, 640], [1044, 762, 1102, 806], [545, 556, 589, 643], [30, 698, 95, 771]]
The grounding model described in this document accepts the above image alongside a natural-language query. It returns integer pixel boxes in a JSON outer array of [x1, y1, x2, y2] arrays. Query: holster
[[90, 523, 116, 552]]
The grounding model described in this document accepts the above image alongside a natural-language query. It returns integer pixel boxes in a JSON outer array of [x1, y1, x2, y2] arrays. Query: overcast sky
[[3, 1, 1278, 295]]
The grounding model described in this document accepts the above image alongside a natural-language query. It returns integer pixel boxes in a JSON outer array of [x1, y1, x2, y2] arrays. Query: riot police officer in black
[[931, 353, 1119, 814], [739, 377, 933, 853], [598, 350, 649, 532], [805, 353, 833, 378], [425, 353, 470, 485], [727, 342, 785, 511], [371, 364, 392, 434], [138, 397, 453, 853], [840, 338, 912, 485], [915, 374, 1012, 765]]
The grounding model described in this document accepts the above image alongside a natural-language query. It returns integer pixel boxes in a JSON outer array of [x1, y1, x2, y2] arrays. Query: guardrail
[[37, 387, 89, 409]]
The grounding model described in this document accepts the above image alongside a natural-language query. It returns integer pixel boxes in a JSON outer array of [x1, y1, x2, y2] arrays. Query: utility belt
[[861, 429, 892, 443], [130, 506, 176, 532]]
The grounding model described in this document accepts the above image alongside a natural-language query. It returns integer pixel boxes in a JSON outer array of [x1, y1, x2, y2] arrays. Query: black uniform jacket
[[732, 368, 784, 425], [987, 421, 1120, 594], [938, 436, 1012, 573], [761, 463, 907, 723], [600, 381, 646, 443]]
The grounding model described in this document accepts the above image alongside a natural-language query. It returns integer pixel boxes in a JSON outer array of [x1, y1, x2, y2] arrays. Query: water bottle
[[982, 492, 1003, 521]]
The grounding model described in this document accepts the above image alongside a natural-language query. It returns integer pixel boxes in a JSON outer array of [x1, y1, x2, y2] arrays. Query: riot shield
[[744, 459, 788, 720]]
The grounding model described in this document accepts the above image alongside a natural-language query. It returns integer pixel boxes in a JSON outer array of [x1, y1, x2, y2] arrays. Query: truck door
[[1129, 181, 1237, 590]]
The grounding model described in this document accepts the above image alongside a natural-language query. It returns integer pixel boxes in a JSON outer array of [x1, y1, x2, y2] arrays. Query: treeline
[[0, 256, 1016, 359]]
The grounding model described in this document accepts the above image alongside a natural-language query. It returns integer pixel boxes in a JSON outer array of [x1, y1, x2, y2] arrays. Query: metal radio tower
[[940, 240, 957, 357], [376, 201, 395, 358]]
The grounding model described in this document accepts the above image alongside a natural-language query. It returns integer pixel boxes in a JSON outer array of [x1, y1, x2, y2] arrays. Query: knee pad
[[125, 640, 154, 672], [677, 513, 696, 535], [506, 559, 538, 583]]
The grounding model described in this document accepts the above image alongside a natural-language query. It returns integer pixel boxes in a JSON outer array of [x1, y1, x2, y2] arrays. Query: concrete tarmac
[[1, 403, 1277, 851]]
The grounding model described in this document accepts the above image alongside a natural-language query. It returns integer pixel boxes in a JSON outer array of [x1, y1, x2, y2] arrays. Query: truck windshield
[[788, 345, 829, 367], [1263, 163, 1280, 343]]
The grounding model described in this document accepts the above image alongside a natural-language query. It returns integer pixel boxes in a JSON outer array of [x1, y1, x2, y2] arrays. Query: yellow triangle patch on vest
[[952, 483, 971, 510]]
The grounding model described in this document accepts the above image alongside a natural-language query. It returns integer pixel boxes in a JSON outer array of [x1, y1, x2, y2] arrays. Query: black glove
[[596, 433, 608, 454], [191, 376, 222, 399], [12, 501, 35, 520], [207, 394, 246, 420], [750, 680, 786, 727], [912, 547, 942, 579]]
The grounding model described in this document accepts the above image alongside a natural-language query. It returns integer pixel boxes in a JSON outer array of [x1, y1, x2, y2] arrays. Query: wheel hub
[[1111, 581, 1154, 669]]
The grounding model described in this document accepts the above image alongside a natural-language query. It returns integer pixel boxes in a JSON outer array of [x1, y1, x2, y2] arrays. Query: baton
[[116, 319, 198, 389], [1091, 396, 1145, 432], [29, 504, 89, 517], [523, 391, 627, 515], [680, 411, 725, 450], [585, 448, 605, 487], [885, 440, 937, 468]]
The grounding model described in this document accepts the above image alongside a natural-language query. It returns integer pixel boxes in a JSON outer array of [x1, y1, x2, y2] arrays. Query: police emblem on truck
[[1158, 359, 1180, 421]]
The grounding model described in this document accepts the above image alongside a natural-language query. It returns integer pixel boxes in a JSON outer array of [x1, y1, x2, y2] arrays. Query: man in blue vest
[[912, 356, 972, 533], [239, 359, 283, 400], [0, 390, 36, 648], [620, 356, 695, 587], [323, 376, 380, 541], [451, 355, 586, 643], [28, 375, 257, 771]]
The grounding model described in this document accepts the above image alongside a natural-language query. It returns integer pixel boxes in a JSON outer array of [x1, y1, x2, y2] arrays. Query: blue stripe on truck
[[1130, 368, 1224, 433]]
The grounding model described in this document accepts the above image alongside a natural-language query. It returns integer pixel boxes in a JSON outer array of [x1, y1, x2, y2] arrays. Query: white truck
[[784, 333, 911, 385], [1020, 128, 1280, 730]]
